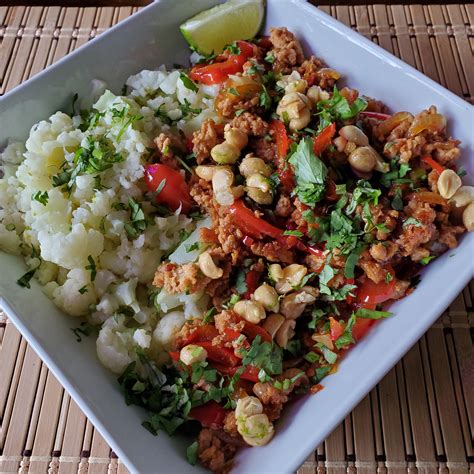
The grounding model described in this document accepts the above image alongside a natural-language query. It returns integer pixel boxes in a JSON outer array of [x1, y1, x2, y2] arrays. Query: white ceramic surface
[[1, 1, 473, 473]]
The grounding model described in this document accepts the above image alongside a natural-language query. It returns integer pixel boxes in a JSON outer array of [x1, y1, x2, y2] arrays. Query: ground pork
[[275, 194, 293, 217], [438, 224, 465, 248], [248, 137, 276, 163], [358, 250, 392, 283], [223, 412, 239, 438], [153, 132, 185, 169], [250, 240, 294, 264], [297, 56, 340, 89], [396, 223, 436, 258], [230, 112, 268, 136], [391, 279, 411, 300], [269, 27, 305, 73], [214, 310, 245, 334], [215, 90, 261, 118], [383, 135, 427, 163], [193, 119, 223, 164], [427, 169, 440, 193], [153, 263, 209, 294], [404, 199, 437, 225], [422, 138, 461, 166], [369, 241, 399, 263], [198, 429, 237, 474]]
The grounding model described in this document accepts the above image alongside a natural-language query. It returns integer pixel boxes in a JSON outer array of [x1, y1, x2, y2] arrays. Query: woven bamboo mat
[[0, 4, 473, 474]]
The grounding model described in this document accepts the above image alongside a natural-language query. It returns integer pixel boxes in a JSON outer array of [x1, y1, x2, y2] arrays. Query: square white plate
[[1, 1, 473, 472]]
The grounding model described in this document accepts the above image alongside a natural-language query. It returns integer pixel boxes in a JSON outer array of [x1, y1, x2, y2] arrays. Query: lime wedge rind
[[180, 0, 265, 55]]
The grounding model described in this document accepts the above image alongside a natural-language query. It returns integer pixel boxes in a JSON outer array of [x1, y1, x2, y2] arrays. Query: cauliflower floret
[[96, 315, 150, 374], [38, 223, 104, 269], [0, 224, 22, 254], [52, 268, 97, 316], [152, 310, 186, 349]]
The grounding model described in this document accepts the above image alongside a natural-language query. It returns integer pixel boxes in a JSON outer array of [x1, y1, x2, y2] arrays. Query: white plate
[[1, 1, 473, 472]]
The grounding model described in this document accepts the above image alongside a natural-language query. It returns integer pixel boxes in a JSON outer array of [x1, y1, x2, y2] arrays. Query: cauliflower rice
[[0, 66, 218, 374]]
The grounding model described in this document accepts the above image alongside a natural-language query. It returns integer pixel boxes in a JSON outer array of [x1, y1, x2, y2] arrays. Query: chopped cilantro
[[179, 72, 199, 92], [354, 308, 391, 319], [283, 230, 304, 238], [228, 87, 240, 96], [235, 109, 245, 117], [240, 336, 283, 376], [235, 270, 248, 295], [202, 307, 217, 324], [85, 255, 97, 281], [32, 190, 49, 205], [315, 342, 338, 364], [6, 223, 16, 231], [17, 267, 38, 289], [264, 53, 275, 64], [125, 198, 147, 239], [304, 351, 319, 363], [403, 217, 422, 228], [288, 138, 327, 207], [420, 255, 436, 265], [186, 441, 199, 465], [316, 86, 367, 123], [78, 285, 88, 295], [70, 322, 95, 342]]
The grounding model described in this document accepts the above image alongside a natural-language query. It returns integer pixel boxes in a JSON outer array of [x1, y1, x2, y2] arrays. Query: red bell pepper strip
[[270, 120, 295, 192], [360, 111, 391, 120], [329, 317, 344, 341], [240, 320, 272, 343], [355, 274, 397, 305], [189, 401, 227, 427], [351, 318, 376, 341], [229, 199, 283, 240], [182, 324, 219, 346], [194, 341, 240, 367], [144, 164, 194, 213], [242, 235, 255, 247], [169, 351, 180, 362], [244, 269, 262, 299], [212, 364, 261, 383], [313, 123, 336, 155], [421, 156, 445, 174], [189, 41, 255, 85]]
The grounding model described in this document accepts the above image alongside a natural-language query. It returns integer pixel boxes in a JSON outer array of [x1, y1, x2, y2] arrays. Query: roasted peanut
[[235, 396, 263, 420], [262, 313, 285, 338], [253, 283, 280, 312], [274, 264, 308, 294], [449, 186, 474, 209], [180, 344, 207, 365], [285, 79, 308, 94], [275, 319, 296, 348], [306, 85, 330, 104], [463, 201, 474, 231], [196, 165, 231, 181], [280, 286, 318, 319], [233, 300, 266, 324], [211, 142, 240, 164], [276, 92, 311, 131], [198, 251, 223, 279], [247, 187, 273, 205], [340, 125, 369, 146], [212, 168, 235, 206], [348, 146, 377, 173], [224, 127, 248, 150], [239, 413, 274, 447], [438, 169, 462, 199], [239, 156, 272, 177]]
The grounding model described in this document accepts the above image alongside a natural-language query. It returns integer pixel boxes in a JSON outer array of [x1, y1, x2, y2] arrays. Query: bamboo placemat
[[0, 4, 473, 474]]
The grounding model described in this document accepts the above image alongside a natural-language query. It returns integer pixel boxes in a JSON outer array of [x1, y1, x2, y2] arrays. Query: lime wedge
[[180, 0, 265, 55]]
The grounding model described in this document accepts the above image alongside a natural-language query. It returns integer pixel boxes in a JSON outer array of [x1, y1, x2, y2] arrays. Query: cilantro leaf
[[354, 308, 391, 319], [186, 441, 199, 465], [179, 72, 199, 92], [32, 191, 49, 206], [315, 342, 338, 364], [235, 270, 248, 295], [240, 336, 283, 376], [289, 138, 328, 206]]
